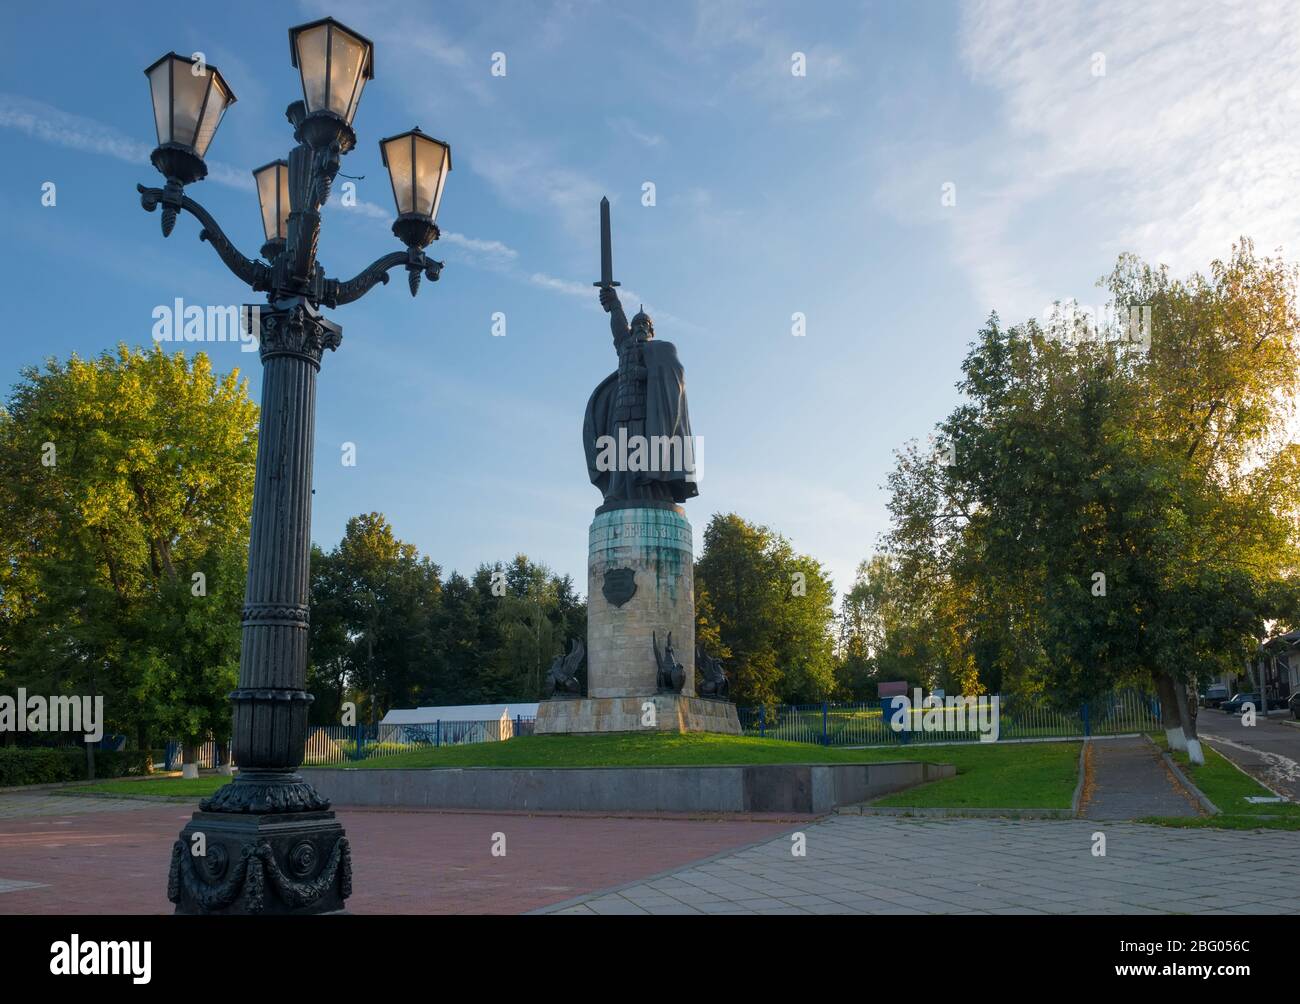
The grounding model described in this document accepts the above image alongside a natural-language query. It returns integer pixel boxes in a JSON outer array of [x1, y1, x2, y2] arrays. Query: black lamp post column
[[141, 16, 450, 915], [167, 297, 349, 915], [230, 301, 340, 797]]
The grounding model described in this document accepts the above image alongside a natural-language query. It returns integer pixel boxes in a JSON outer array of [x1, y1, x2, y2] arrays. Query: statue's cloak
[[583, 339, 699, 502]]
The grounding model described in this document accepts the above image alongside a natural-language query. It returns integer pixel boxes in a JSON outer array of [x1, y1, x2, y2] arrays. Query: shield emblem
[[602, 568, 637, 608]]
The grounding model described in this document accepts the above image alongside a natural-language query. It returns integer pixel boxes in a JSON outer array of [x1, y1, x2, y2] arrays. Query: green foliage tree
[[836, 554, 936, 699], [0, 345, 256, 761], [879, 241, 1300, 758], [306, 526, 587, 716], [695, 513, 836, 708]]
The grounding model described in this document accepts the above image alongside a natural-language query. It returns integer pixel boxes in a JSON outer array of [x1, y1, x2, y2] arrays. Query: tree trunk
[[1153, 670, 1187, 751], [1171, 681, 1204, 765], [181, 741, 200, 779]]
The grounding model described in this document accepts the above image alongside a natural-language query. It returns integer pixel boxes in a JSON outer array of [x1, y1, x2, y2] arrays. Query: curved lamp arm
[[325, 250, 444, 307], [138, 184, 270, 292]]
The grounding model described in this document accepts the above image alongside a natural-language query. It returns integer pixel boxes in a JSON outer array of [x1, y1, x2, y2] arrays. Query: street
[[1197, 705, 1300, 801]]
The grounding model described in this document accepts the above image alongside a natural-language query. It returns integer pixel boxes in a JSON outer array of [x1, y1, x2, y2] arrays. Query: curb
[[1146, 736, 1219, 816], [62, 790, 197, 803], [1071, 740, 1088, 817], [836, 805, 1074, 820], [0, 780, 94, 795]]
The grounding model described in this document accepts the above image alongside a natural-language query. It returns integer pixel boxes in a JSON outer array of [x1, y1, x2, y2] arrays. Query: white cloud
[[609, 116, 665, 149], [473, 152, 605, 240], [948, 0, 1300, 315], [0, 93, 253, 191]]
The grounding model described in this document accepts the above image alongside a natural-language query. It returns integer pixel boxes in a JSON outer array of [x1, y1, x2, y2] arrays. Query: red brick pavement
[[0, 802, 808, 914]]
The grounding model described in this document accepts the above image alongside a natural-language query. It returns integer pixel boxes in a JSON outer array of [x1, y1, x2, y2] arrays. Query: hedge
[[0, 747, 153, 786]]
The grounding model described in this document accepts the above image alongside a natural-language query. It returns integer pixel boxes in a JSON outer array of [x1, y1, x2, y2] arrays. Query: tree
[[695, 513, 836, 708], [836, 554, 936, 699], [0, 345, 257, 768], [881, 241, 1300, 763], [305, 513, 441, 724], [305, 525, 586, 712]]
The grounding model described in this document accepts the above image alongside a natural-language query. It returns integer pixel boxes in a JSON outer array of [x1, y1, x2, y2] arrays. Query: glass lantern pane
[[344, 68, 369, 126], [295, 24, 329, 113], [327, 30, 367, 122], [384, 135, 414, 215], [192, 75, 231, 158], [255, 167, 279, 242], [169, 59, 210, 150], [428, 153, 449, 223], [274, 167, 290, 239], [148, 60, 172, 145], [413, 137, 448, 219]]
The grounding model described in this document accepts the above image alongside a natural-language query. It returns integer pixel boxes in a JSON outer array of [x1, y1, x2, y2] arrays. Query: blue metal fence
[[166, 716, 536, 769], [738, 689, 1160, 747], [304, 716, 536, 766], [163, 739, 230, 771]]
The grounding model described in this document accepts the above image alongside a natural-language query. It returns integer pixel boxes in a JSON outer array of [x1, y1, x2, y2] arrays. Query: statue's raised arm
[[600, 285, 629, 346]]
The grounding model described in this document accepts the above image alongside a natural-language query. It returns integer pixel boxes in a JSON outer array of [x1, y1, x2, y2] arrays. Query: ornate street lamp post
[[140, 17, 451, 914]]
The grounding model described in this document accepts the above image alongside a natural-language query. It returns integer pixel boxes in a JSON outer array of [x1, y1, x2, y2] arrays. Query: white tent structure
[[378, 703, 539, 745]]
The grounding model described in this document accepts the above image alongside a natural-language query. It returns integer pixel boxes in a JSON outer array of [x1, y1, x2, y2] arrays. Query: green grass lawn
[[1141, 739, 1300, 831], [317, 732, 905, 768], [870, 740, 1081, 809], [69, 776, 228, 798]]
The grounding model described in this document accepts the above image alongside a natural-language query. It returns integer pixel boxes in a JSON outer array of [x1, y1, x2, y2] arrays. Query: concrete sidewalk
[[542, 814, 1298, 915], [1080, 736, 1201, 820]]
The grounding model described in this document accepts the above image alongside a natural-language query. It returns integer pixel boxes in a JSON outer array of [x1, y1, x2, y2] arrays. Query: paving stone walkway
[[0, 793, 161, 820], [0, 792, 806, 914], [541, 814, 1300, 914], [1081, 736, 1200, 820]]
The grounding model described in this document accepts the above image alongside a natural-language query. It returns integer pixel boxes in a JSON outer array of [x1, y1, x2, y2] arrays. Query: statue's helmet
[[630, 306, 654, 339]]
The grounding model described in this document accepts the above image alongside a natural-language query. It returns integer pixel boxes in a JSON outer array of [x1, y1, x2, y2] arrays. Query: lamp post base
[[167, 810, 351, 915]]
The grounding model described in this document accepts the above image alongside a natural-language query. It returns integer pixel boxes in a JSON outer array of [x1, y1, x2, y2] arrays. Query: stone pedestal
[[535, 503, 740, 735], [587, 504, 695, 697]]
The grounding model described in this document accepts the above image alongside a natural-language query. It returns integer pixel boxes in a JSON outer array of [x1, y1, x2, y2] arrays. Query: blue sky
[[1, 0, 1295, 597]]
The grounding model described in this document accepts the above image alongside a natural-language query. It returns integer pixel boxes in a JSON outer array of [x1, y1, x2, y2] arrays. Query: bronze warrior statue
[[583, 198, 698, 509]]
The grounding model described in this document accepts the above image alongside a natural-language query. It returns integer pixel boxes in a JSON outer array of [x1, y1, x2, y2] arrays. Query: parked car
[[1201, 684, 1230, 708], [1222, 692, 1289, 713], [1221, 692, 1262, 714], [1288, 691, 1300, 720]]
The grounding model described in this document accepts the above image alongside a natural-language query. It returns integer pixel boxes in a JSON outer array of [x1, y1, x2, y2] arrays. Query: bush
[[0, 746, 154, 786], [0, 748, 80, 785], [95, 749, 154, 778]]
